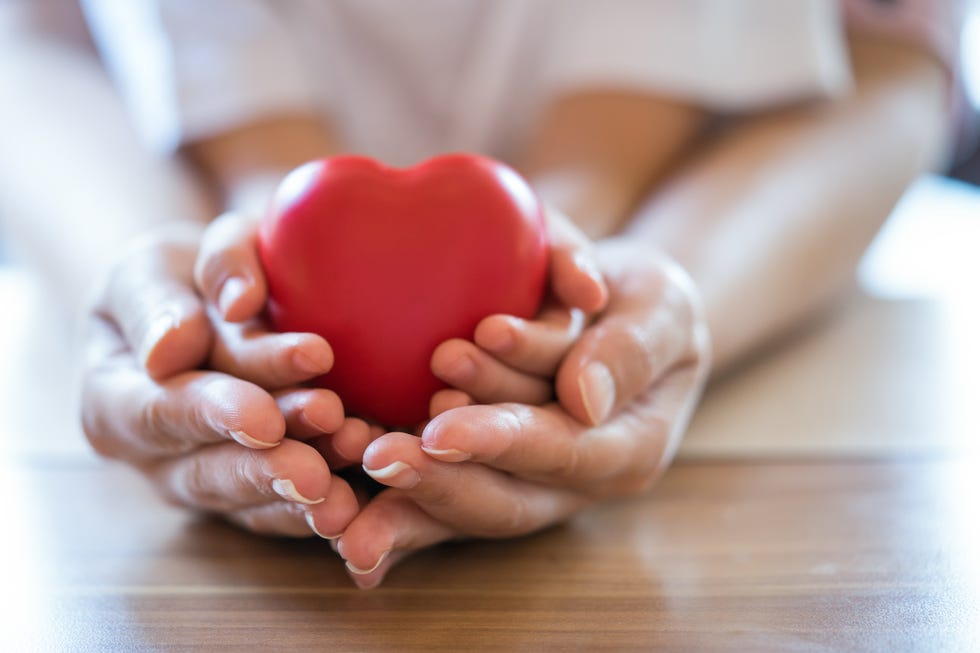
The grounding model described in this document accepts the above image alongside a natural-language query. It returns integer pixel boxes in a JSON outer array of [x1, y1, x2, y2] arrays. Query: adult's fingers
[[555, 248, 710, 426], [225, 500, 314, 538], [224, 460, 361, 540], [343, 432, 586, 587], [95, 224, 212, 380], [194, 211, 268, 322], [82, 320, 286, 464], [417, 381, 698, 497], [472, 304, 585, 376], [148, 438, 332, 513], [209, 315, 334, 390], [336, 492, 457, 589], [361, 432, 588, 534]]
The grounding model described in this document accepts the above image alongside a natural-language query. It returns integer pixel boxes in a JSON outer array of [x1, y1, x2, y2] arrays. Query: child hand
[[80, 224, 361, 539], [336, 240, 711, 587], [193, 212, 388, 474], [428, 207, 608, 417]]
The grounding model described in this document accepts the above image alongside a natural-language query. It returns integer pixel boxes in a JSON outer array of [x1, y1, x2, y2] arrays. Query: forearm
[[182, 114, 340, 215], [626, 37, 950, 373], [519, 91, 705, 239]]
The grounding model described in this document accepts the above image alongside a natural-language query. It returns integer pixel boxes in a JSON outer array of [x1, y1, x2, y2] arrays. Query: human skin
[[186, 36, 948, 587], [0, 18, 948, 587]]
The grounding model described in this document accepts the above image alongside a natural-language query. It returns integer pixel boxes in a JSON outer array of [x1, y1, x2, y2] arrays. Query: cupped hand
[[80, 223, 360, 539], [337, 239, 711, 587]]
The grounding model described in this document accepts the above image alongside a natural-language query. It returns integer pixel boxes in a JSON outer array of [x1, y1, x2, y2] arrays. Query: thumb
[[544, 206, 608, 314], [194, 211, 268, 323], [96, 224, 212, 380], [555, 251, 709, 425]]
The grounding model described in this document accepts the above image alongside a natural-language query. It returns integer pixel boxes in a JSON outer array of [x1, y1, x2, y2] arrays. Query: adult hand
[[338, 239, 711, 587], [80, 222, 360, 538]]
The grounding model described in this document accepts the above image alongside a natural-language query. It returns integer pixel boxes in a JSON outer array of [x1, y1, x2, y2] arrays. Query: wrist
[[529, 168, 640, 240]]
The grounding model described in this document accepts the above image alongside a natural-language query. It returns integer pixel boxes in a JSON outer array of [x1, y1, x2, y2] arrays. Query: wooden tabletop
[[3, 455, 977, 652], [2, 175, 978, 651]]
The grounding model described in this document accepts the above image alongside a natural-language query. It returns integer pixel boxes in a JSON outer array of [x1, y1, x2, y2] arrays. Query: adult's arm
[[522, 34, 949, 374]]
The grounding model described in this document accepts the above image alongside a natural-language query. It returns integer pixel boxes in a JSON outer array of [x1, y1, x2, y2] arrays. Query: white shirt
[[81, 0, 853, 166]]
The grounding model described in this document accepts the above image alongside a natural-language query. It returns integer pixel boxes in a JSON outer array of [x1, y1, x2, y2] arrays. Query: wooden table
[[4, 455, 978, 652], [2, 176, 978, 651]]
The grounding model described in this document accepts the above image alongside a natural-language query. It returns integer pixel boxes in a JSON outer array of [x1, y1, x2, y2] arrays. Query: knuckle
[[178, 455, 224, 509], [136, 393, 194, 458], [80, 412, 118, 460], [229, 509, 264, 534], [612, 471, 659, 498], [610, 322, 656, 388], [79, 378, 130, 461], [551, 444, 582, 483], [420, 472, 462, 511]]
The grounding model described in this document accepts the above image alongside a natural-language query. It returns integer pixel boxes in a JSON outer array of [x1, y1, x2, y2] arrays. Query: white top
[[80, 0, 853, 166]]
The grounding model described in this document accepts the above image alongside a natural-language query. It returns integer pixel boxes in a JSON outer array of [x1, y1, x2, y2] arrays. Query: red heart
[[258, 154, 548, 427]]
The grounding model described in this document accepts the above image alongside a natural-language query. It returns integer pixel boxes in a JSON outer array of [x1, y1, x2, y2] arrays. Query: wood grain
[[3, 457, 977, 652]]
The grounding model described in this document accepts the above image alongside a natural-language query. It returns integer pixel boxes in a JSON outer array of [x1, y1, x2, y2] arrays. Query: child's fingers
[[308, 417, 384, 469], [148, 438, 332, 513], [209, 315, 334, 390], [472, 305, 585, 376], [428, 389, 474, 419], [545, 207, 608, 314], [430, 338, 553, 405], [274, 388, 345, 440], [194, 211, 268, 322], [97, 229, 212, 380]]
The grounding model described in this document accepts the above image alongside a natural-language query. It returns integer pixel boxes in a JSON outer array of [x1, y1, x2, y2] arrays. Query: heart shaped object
[[258, 154, 548, 427]]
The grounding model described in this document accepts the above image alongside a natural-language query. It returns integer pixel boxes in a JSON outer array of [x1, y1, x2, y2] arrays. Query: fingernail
[[217, 276, 249, 317], [362, 461, 421, 489], [578, 362, 615, 425], [305, 510, 341, 540], [345, 549, 391, 575], [421, 446, 471, 462], [292, 348, 331, 376], [272, 478, 325, 505], [229, 429, 279, 450], [139, 310, 178, 366]]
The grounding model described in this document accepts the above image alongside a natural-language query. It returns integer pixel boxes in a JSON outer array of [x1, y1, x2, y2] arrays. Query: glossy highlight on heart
[[258, 154, 549, 426]]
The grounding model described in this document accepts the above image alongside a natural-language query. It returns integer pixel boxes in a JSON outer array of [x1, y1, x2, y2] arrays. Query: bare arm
[[628, 36, 948, 371], [181, 114, 339, 214], [520, 34, 949, 373]]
